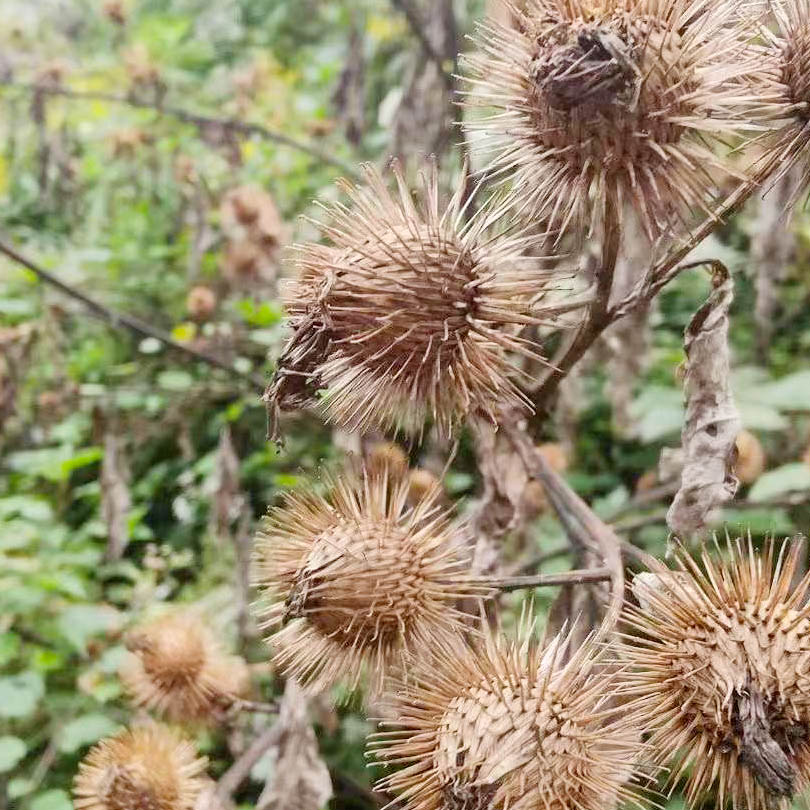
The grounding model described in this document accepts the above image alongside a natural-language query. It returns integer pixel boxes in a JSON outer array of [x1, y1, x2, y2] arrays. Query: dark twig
[[0, 238, 266, 391], [390, 0, 454, 88], [0, 82, 358, 178], [482, 567, 611, 592]]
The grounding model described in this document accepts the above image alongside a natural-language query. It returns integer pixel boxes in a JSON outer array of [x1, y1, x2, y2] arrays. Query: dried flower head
[[186, 286, 217, 322], [252, 466, 485, 695], [220, 186, 285, 252], [618, 538, 810, 809], [73, 723, 207, 810], [752, 0, 810, 201], [366, 441, 410, 478], [121, 610, 249, 722], [734, 429, 766, 485], [406, 468, 442, 506], [266, 161, 562, 438], [463, 0, 760, 240], [371, 622, 643, 810]]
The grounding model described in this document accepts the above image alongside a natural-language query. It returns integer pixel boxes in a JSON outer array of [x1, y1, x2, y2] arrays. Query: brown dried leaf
[[257, 679, 332, 810], [101, 430, 132, 561], [667, 265, 741, 536]]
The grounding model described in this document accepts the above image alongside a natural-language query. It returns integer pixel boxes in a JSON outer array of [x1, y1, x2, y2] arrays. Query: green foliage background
[[2, 1, 810, 808]]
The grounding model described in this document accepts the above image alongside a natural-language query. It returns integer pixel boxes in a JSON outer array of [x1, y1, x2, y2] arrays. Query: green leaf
[[157, 369, 194, 391], [748, 463, 810, 502], [0, 632, 21, 667], [57, 604, 120, 652], [58, 714, 120, 753], [0, 671, 44, 718], [0, 736, 26, 772], [0, 496, 53, 522], [30, 789, 72, 810]]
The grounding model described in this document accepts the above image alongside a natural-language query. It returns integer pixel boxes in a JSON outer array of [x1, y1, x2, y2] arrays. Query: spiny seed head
[[463, 0, 761, 241], [618, 538, 810, 809], [752, 0, 810, 200], [121, 610, 249, 722], [252, 466, 487, 696], [734, 430, 766, 485], [366, 441, 410, 478], [370, 622, 643, 810], [73, 723, 207, 810], [265, 161, 563, 439]]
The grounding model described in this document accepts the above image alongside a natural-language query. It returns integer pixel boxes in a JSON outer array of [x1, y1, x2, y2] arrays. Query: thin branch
[[532, 182, 621, 406], [0, 81, 359, 179], [227, 697, 279, 715], [390, 0, 454, 88], [502, 414, 625, 640], [0, 237, 266, 391], [481, 567, 611, 592], [531, 154, 787, 409], [216, 723, 282, 801]]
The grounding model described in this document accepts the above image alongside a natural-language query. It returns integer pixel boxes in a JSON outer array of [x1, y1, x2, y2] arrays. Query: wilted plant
[[371, 619, 643, 810], [121, 610, 250, 722], [73, 723, 207, 810], [618, 538, 810, 809], [252, 465, 488, 695]]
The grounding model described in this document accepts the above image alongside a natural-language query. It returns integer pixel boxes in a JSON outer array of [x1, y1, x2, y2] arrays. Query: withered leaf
[[667, 265, 741, 536], [101, 430, 132, 561], [257, 679, 332, 810]]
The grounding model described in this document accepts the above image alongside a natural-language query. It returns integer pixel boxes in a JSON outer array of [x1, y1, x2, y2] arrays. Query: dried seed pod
[[365, 441, 410, 478], [463, 0, 762, 240], [266, 161, 562, 438], [252, 466, 486, 695], [734, 429, 766, 485], [121, 610, 249, 722], [753, 0, 810, 202], [618, 538, 810, 809], [73, 723, 207, 810], [371, 622, 643, 810], [185, 286, 217, 322], [220, 186, 285, 251], [407, 468, 441, 506], [222, 240, 263, 281]]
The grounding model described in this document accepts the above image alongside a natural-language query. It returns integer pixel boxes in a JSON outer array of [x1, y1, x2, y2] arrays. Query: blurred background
[[2, 1, 810, 808]]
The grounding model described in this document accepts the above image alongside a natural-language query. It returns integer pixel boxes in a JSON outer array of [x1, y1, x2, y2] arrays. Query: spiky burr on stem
[[265, 160, 568, 439], [618, 538, 810, 809], [252, 466, 489, 695]]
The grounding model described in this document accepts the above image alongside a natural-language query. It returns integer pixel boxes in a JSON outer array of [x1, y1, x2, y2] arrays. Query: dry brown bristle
[[618, 538, 810, 809], [73, 723, 207, 810], [752, 0, 810, 202], [252, 466, 487, 696], [121, 610, 249, 722], [266, 160, 563, 438], [463, 0, 764, 241], [371, 620, 644, 810]]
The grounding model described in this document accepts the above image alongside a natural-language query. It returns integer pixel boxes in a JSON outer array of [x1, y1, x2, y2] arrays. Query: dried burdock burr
[[753, 0, 810, 202], [618, 538, 810, 809], [252, 465, 487, 696], [73, 723, 207, 810], [265, 161, 564, 439], [121, 610, 250, 722], [463, 0, 763, 241], [370, 620, 643, 810], [734, 429, 766, 485]]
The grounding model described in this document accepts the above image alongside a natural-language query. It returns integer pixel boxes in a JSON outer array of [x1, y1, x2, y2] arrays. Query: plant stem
[[482, 567, 611, 592]]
